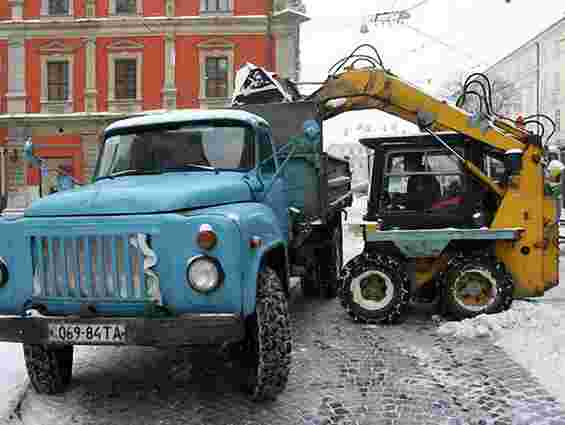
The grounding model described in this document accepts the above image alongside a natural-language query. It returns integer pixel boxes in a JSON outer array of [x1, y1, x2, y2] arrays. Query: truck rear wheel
[[320, 217, 343, 299], [243, 266, 291, 401], [23, 344, 73, 394], [340, 255, 410, 324], [444, 255, 513, 320]]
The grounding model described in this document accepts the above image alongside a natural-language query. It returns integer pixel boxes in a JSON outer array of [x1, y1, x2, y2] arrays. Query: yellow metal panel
[[491, 146, 548, 297]]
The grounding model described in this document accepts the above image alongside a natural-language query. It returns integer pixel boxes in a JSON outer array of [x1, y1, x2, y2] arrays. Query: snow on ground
[[438, 300, 565, 406]]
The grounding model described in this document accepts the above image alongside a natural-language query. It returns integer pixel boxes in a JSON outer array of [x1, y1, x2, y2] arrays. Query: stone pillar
[[165, 0, 175, 17], [162, 34, 177, 109], [84, 36, 97, 112], [86, 0, 96, 17], [6, 35, 26, 113], [8, 0, 24, 20]]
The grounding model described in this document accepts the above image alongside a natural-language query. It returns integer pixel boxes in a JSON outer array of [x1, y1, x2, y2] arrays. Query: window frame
[[109, 0, 142, 15], [380, 149, 466, 211], [107, 51, 143, 112], [200, 0, 233, 14], [198, 40, 235, 109], [46, 61, 70, 102], [40, 54, 74, 113], [114, 58, 138, 100], [204, 56, 229, 99], [41, 0, 73, 16]]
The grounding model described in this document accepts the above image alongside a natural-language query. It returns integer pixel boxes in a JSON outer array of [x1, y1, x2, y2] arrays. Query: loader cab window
[[380, 150, 465, 212]]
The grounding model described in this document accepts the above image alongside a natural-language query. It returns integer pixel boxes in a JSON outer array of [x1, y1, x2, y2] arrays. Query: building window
[[109, 0, 141, 15], [200, 0, 232, 12], [47, 61, 69, 101], [49, 0, 69, 15], [114, 59, 137, 99], [205, 57, 228, 98], [41, 54, 73, 113], [115, 0, 136, 14], [41, 0, 73, 16]]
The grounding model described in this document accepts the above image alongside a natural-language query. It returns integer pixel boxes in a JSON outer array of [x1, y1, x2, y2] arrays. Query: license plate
[[48, 323, 127, 344]]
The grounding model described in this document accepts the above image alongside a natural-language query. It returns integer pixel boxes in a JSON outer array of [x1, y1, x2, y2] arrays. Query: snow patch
[[437, 301, 562, 339], [437, 301, 565, 406]]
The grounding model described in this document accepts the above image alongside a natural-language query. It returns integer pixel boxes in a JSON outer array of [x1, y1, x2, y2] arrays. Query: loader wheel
[[243, 266, 291, 401], [340, 255, 410, 324], [444, 255, 514, 320], [23, 344, 73, 394]]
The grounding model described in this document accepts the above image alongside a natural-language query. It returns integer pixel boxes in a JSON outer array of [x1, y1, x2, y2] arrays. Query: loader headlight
[[0, 258, 8, 288], [186, 256, 223, 293]]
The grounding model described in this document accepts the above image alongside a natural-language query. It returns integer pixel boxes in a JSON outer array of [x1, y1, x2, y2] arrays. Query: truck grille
[[31, 234, 148, 300]]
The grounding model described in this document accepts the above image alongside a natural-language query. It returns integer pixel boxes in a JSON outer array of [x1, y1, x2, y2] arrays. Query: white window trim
[[109, 0, 142, 16], [40, 54, 73, 113], [108, 51, 143, 113], [199, 0, 234, 16], [198, 40, 234, 109], [41, 0, 73, 17]]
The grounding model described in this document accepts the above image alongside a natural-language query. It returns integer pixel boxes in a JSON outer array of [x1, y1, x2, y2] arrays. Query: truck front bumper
[[0, 314, 245, 347]]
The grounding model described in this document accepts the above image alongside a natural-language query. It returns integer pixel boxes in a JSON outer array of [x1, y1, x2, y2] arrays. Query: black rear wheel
[[320, 217, 343, 299], [443, 255, 513, 320], [23, 344, 74, 394]]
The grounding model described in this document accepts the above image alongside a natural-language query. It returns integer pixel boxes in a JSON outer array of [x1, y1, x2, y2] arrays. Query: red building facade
[[0, 0, 307, 202]]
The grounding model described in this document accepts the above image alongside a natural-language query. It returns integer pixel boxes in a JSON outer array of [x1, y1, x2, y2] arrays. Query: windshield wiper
[[164, 164, 219, 174], [96, 169, 162, 181]]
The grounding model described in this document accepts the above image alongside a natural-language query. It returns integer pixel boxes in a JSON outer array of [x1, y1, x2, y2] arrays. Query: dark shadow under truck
[[0, 103, 352, 401]]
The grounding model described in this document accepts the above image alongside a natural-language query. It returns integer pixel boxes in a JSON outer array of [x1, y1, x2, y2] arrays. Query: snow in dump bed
[[438, 301, 565, 406]]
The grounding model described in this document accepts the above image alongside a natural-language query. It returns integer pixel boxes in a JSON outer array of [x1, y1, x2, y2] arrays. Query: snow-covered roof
[[272, 8, 310, 23], [104, 109, 268, 135]]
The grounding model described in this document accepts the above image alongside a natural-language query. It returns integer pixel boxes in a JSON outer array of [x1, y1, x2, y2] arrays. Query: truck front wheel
[[243, 266, 291, 401], [340, 255, 410, 324], [23, 344, 73, 394]]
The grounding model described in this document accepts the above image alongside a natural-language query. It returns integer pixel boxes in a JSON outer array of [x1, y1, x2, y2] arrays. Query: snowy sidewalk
[[0, 343, 28, 423]]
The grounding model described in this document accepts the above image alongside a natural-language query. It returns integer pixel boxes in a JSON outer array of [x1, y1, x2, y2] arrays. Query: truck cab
[[0, 107, 351, 401]]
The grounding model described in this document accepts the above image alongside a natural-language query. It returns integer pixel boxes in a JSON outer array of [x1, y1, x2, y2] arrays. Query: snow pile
[[438, 300, 565, 406], [437, 301, 562, 339]]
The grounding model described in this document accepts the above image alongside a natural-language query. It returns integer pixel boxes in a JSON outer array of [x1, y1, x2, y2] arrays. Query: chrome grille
[[31, 234, 147, 300]]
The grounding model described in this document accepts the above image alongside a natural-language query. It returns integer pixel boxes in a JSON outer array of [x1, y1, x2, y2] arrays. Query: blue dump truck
[[0, 102, 352, 401]]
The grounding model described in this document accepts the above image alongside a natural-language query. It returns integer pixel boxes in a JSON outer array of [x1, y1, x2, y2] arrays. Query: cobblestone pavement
[[5, 227, 565, 425], [5, 297, 565, 425]]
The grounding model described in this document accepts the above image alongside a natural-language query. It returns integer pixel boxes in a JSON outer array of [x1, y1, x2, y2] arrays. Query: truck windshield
[[96, 122, 255, 179]]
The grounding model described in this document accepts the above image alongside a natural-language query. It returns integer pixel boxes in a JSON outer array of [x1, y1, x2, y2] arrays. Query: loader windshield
[[96, 121, 255, 179], [381, 150, 465, 212]]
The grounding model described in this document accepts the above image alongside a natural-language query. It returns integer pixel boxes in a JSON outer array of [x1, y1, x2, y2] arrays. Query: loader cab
[[361, 132, 494, 230]]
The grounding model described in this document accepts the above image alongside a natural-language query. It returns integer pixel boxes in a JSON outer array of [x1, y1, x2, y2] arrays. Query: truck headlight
[[0, 258, 8, 288], [186, 256, 223, 293]]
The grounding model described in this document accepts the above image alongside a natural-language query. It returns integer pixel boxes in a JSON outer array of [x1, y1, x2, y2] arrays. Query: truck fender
[[242, 240, 288, 317]]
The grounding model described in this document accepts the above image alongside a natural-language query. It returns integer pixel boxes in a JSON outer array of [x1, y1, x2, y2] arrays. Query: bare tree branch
[[441, 72, 520, 116]]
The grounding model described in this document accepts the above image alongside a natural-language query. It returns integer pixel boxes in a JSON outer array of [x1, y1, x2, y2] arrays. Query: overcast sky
[[299, 0, 565, 143]]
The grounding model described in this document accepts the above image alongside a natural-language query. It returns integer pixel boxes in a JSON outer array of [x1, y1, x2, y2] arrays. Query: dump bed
[[237, 102, 352, 223]]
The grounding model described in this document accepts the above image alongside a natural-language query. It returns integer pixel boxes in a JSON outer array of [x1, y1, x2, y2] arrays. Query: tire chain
[[441, 251, 514, 319], [338, 252, 410, 324], [247, 267, 292, 401], [23, 344, 74, 394]]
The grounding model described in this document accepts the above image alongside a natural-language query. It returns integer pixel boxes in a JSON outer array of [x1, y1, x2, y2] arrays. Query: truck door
[[258, 127, 290, 242]]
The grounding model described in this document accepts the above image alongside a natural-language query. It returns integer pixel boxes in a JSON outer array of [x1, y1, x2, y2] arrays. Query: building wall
[[327, 143, 371, 184], [0, 0, 307, 203], [486, 18, 565, 147]]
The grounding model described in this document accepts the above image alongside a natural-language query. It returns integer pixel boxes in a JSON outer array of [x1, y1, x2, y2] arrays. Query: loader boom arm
[[309, 67, 535, 195]]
